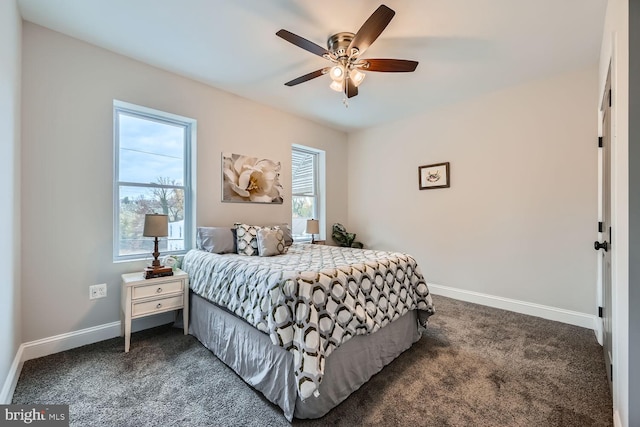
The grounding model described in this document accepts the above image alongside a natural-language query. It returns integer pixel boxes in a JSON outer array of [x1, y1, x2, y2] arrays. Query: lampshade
[[329, 80, 344, 92], [350, 68, 366, 87], [306, 219, 320, 235], [330, 64, 345, 81], [143, 214, 168, 237]]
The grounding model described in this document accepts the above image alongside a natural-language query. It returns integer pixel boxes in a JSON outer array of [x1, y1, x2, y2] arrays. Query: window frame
[[291, 145, 322, 242], [113, 100, 196, 262]]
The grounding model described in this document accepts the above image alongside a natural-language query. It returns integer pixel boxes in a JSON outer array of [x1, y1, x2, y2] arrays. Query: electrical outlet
[[89, 283, 107, 300]]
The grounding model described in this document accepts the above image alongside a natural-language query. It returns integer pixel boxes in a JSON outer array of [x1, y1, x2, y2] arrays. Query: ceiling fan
[[276, 4, 418, 101]]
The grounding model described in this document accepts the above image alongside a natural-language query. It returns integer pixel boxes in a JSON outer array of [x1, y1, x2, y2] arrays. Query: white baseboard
[[594, 317, 604, 345], [1, 313, 174, 404], [0, 345, 24, 404], [429, 283, 598, 331], [22, 314, 174, 362], [613, 410, 621, 427], [21, 322, 122, 362]]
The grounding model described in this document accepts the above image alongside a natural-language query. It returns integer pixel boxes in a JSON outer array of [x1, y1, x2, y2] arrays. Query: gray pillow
[[279, 224, 294, 247], [196, 227, 236, 254], [266, 223, 293, 246]]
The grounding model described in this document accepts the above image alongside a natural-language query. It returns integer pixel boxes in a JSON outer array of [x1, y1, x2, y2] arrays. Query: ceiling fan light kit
[[276, 4, 418, 104], [327, 57, 366, 93]]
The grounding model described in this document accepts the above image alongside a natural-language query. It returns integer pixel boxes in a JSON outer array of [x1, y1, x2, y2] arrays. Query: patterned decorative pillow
[[257, 227, 286, 257], [235, 223, 261, 256]]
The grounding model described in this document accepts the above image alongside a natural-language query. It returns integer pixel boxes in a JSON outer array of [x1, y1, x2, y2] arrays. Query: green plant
[[332, 223, 364, 248]]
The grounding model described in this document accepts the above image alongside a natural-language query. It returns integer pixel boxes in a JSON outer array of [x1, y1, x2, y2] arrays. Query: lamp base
[[144, 266, 174, 279]]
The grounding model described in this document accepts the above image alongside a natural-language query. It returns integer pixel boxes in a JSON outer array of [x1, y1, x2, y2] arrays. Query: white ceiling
[[17, 0, 607, 132]]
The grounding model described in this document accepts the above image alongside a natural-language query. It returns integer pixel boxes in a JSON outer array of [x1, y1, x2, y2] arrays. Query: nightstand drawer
[[132, 295, 183, 317], [132, 280, 183, 300]]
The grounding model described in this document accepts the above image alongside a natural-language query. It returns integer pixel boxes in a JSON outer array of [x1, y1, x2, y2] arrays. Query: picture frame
[[418, 162, 450, 190], [222, 152, 284, 204]]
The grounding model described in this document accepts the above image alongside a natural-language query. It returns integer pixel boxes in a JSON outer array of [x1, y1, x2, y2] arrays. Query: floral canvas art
[[222, 152, 284, 203]]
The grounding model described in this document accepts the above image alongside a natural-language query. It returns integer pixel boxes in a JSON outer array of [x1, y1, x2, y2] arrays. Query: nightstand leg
[[120, 309, 125, 337], [183, 309, 188, 335], [124, 318, 131, 353], [183, 292, 189, 335]]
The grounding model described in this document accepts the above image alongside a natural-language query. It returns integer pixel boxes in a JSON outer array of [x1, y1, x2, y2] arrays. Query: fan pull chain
[[342, 79, 349, 108]]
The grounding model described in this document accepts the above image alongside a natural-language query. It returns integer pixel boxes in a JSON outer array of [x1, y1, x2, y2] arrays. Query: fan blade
[[276, 29, 332, 58], [360, 59, 419, 72], [344, 78, 358, 98], [348, 5, 395, 57], [284, 68, 329, 86]]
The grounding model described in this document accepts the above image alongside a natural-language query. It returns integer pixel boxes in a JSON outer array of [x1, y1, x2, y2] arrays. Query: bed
[[181, 240, 434, 421]]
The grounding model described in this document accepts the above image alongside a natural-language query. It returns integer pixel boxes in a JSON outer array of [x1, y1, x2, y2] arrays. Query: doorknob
[[594, 241, 609, 251]]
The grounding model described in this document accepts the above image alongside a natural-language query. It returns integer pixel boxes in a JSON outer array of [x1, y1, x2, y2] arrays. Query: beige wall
[[348, 66, 598, 314], [0, 0, 21, 402], [20, 23, 348, 342]]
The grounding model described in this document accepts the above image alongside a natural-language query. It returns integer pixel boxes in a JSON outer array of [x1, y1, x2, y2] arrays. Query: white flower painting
[[222, 152, 284, 204]]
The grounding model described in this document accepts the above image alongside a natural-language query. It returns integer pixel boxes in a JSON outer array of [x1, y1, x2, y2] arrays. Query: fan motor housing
[[328, 32, 356, 58]]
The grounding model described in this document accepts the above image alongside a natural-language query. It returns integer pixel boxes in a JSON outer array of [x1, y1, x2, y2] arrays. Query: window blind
[[292, 148, 316, 195]]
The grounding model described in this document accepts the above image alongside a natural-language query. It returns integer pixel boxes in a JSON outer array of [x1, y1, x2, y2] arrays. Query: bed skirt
[[189, 292, 422, 421]]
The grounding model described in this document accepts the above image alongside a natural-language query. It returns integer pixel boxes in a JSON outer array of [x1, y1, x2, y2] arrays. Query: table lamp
[[306, 219, 320, 244], [143, 213, 168, 269]]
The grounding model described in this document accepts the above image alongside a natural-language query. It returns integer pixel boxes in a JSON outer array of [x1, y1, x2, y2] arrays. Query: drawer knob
[[156, 303, 162, 309], [156, 287, 163, 293]]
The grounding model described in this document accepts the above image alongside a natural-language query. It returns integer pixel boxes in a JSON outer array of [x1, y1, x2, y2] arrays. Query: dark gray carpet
[[12, 296, 612, 426]]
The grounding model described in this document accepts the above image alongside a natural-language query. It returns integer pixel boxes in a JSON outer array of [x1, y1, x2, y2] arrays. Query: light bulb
[[330, 65, 345, 81]]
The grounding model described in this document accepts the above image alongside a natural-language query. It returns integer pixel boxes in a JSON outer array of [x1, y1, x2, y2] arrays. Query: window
[[292, 146, 321, 241], [113, 101, 195, 261]]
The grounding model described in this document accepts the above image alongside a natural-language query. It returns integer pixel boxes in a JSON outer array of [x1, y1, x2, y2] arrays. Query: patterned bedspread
[[182, 244, 434, 400]]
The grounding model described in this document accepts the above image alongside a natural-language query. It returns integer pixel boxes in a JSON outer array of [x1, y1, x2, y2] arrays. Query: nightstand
[[312, 240, 326, 245], [120, 269, 189, 352]]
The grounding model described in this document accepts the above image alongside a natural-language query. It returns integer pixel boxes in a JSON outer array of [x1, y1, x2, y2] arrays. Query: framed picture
[[222, 152, 284, 204], [418, 162, 450, 190]]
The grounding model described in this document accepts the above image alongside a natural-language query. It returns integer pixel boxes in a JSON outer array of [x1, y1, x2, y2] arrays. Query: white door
[[595, 68, 612, 390]]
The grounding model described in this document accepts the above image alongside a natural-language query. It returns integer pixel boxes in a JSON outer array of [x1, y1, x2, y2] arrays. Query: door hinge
[[598, 306, 603, 318], [598, 221, 603, 233], [598, 136, 603, 148], [609, 89, 612, 107], [611, 364, 613, 382]]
